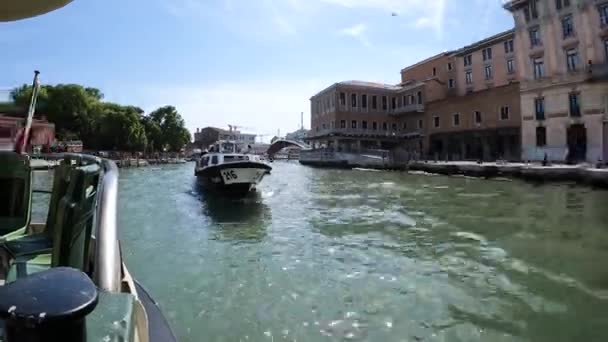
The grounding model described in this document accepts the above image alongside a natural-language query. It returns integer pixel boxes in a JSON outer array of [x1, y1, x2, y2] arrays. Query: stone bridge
[[267, 139, 310, 157]]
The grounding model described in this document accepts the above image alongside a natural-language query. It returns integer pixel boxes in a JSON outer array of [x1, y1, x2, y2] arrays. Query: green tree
[[10, 83, 190, 153], [96, 103, 147, 151], [9, 84, 51, 113], [148, 106, 191, 151]]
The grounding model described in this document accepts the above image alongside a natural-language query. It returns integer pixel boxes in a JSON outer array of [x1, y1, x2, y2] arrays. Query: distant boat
[[195, 141, 272, 197]]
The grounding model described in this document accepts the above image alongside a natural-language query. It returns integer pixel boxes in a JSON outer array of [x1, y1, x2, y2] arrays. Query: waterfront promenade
[[299, 149, 608, 188]]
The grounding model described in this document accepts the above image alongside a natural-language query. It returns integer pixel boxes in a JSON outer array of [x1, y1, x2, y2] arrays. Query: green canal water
[[38, 162, 608, 341]]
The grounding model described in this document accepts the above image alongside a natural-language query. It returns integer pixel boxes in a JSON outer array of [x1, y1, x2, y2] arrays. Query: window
[[465, 71, 473, 84], [504, 39, 514, 54], [339, 92, 346, 106], [482, 47, 493, 61], [600, 3, 608, 26], [340, 120, 346, 128], [447, 62, 453, 71], [531, 0, 539, 19], [507, 59, 515, 74], [536, 126, 547, 147], [604, 39, 608, 62], [566, 48, 579, 72], [351, 93, 357, 107], [403, 95, 408, 106], [418, 119, 423, 129], [453, 113, 460, 126], [523, 0, 539, 21], [535, 97, 545, 120], [351, 120, 357, 129], [433, 116, 440, 128], [500, 106, 510, 120], [464, 54, 472, 67], [391, 97, 397, 110], [392, 123, 397, 131], [362, 121, 368, 129], [474, 111, 482, 124], [533, 58, 544, 79], [485, 65, 493, 80], [372, 121, 378, 130], [382, 122, 388, 131], [529, 27, 541, 47], [562, 15, 574, 38], [372, 95, 378, 109], [322, 123, 326, 129], [211, 155, 218, 165], [402, 122, 407, 130], [382, 96, 388, 110], [417, 91, 423, 105], [448, 79, 455, 88], [556, 0, 570, 10], [569, 93, 581, 116], [331, 121, 335, 129], [432, 67, 437, 76], [362, 94, 367, 108]]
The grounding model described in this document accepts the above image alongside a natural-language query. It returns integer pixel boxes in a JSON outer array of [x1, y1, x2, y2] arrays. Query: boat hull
[[195, 162, 271, 196]]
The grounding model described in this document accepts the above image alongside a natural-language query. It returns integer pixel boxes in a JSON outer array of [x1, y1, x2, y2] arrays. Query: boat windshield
[[220, 143, 237, 153]]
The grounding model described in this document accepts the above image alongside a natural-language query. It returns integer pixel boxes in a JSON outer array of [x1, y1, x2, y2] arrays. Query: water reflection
[[196, 183, 271, 242]]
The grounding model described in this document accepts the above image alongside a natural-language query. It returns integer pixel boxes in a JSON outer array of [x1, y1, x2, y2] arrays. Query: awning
[[0, 0, 72, 22]]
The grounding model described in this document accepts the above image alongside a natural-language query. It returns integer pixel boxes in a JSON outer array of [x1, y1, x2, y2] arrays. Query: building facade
[[426, 30, 522, 161], [0, 114, 55, 151], [308, 80, 425, 154], [505, 0, 608, 163], [309, 31, 522, 161], [194, 126, 256, 149]]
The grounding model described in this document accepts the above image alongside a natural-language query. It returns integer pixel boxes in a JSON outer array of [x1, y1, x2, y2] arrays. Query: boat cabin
[[199, 141, 261, 168], [209, 141, 240, 154]]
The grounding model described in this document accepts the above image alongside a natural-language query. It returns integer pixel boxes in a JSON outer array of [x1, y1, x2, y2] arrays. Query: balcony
[[390, 103, 424, 116], [307, 127, 422, 139], [587, 62, 608, 81], [569, 107, 581, 117], [535, 112, 545, 121]]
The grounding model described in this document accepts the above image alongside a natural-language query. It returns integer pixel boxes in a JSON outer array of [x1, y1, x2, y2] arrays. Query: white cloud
[[338, 23, 370, 47]]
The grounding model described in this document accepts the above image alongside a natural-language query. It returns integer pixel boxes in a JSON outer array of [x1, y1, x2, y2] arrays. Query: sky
[[0, 0, 514, 141]]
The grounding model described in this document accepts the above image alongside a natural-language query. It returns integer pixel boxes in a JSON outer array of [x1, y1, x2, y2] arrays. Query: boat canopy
[[0, 0, 72, 22]]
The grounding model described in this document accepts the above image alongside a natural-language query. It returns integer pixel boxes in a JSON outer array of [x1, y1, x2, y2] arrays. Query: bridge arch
[[267, 139, 310, 157]]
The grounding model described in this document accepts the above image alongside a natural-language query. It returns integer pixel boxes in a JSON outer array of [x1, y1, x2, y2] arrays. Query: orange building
[[0, 114, 56, 151]]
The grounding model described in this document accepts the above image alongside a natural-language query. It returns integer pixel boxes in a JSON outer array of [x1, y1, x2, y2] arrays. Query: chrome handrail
[[35, 153, 121, 292], [94, 158, 121, 292]]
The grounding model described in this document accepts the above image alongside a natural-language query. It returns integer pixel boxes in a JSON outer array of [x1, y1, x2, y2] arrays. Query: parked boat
[[195, 141, 272, 196]]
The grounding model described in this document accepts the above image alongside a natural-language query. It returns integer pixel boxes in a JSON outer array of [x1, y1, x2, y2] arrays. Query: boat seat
[[0, 152, 32, 236], [3, 162, 100, 282], [51, 163, 100, 271], [0, 160, 71, 257]]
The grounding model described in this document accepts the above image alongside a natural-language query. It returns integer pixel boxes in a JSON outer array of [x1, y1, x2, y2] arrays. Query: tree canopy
[[10, 83, 191, 152]]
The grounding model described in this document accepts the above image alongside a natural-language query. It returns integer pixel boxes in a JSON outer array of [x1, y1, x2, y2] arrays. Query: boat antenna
[[16, 70, 41, 154]]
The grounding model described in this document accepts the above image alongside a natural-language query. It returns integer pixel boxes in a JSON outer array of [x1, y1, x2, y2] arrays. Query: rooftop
[[337, 80, 402, 91], [400, 52, 452, 74], [311, 80, 422, 99], [502, 0, 528, 11], [455, 29, 515, 55]]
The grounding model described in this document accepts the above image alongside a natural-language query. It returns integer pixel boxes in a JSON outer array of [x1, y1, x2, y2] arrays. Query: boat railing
[[35, 153, 121, 292]]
